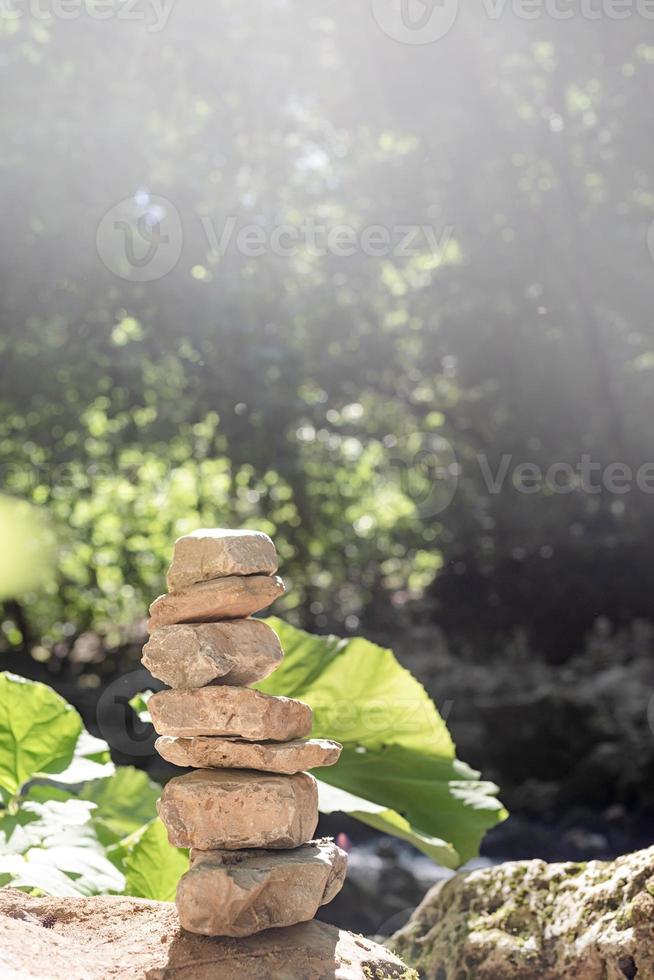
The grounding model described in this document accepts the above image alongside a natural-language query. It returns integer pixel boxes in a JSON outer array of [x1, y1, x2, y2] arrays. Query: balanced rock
[[149, 686, 312, 741], [176, 838, 347, 937], [167, 528, 278, 591], [142, 619, 283, 689], [148, 575, 285, 631], [156, 735, 341, 774], [157, 769, 319, 850]]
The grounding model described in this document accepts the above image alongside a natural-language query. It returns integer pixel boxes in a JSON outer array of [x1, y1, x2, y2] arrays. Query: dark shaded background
[[2, 0, 654, 933]]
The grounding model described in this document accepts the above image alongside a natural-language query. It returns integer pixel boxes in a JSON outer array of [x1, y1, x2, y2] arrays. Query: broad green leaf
[[0, 848, 123, 897], [0, 673, 82, 796], [260, 619, 453, 754], [259, 619, 507, 867], [317, 782, 458, 866], [0, 794, 124, 896], [118, 818, 188, 901], [78, 767, 160, 845]]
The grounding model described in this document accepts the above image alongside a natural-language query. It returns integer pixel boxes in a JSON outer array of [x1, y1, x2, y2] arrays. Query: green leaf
[[0, 792, 125, 897], [54, 730, 115, 784], [317, 782, 458, 866], [0, 673, 82, 797], [258, 619, 507, 867], [118, 818, 188, 901], [0, 849, 123, 897], [78, 767, 160, 845], [128, 691, 153, 724]]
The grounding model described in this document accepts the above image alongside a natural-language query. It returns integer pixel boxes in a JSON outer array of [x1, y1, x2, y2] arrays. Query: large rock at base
[[148, 575, 285, 631], [391, 845, 654, 980], [0, 888, 416, 979], [176, 838, 347, 937], [157, 769, 319, 849], [142, 620, 283, 688], [148, 686, 312, 741], [167, 528, 278, 591], [155, 735, 341, 774]]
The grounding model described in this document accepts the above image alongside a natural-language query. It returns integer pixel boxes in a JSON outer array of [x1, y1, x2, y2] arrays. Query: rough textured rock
[[391, 846, 654, 980], [157, 769, 319, 850], [148, 575, 285, 631], [166, 528, 278, 591], [149, 686, 312, 741], [176, 838, 347, 936], [142, 619, 283, 688], [0, 888, 416, 979], [155, 735, 341, 774]]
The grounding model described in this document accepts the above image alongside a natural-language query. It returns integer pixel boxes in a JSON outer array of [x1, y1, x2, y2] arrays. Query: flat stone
[[148, 575, 285, 631], [0, 889, 416, 980], [166, 528, 278, 591], [149, 686, 312, 741], [142, 620, 283, 688], [157, 769, 318, 850], [176, 838, 347, 937], [155, 735, 341, 773]]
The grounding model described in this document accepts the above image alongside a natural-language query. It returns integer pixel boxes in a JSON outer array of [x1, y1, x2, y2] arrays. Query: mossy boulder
[[391, 847, 654, 979]]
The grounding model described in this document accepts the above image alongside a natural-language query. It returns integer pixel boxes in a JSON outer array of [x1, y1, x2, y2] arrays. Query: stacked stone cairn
[[142, 529, 347, 938]]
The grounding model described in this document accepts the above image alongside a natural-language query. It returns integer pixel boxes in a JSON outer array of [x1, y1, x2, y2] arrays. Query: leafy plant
[[0, 672, 186, 899], [257, 618, 507, 867], [0, 616, 505, 900]]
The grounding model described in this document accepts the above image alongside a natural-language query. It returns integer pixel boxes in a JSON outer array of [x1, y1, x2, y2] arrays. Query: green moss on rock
[[391, 847, 654, 979]]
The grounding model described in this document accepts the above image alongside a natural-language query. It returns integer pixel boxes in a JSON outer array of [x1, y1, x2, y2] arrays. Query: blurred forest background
[[2, 0, 654, 886]]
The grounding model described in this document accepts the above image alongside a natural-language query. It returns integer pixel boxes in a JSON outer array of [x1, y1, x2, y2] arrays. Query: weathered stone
[[142, 619, 283, 688], [0, 889, 416, 980], [157, 769, 318, 850], [148, 575, 285, 631], [176, 838, 347, 937], [149, 686, 312, 741], [391, 845, 654, 980], [155, 735, 341, 773], [166, 528, 278, 591]]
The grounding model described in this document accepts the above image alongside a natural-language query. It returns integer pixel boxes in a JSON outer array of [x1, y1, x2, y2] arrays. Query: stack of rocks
[[142, 529, 347, 938]]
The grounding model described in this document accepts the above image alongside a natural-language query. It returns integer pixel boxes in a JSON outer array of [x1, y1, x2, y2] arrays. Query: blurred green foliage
[[0, 496, 56, 603], [1, 3, 654, 666]]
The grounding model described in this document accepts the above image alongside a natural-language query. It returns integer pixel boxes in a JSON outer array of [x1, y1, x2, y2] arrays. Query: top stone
[[167, 529, 278, 591]]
